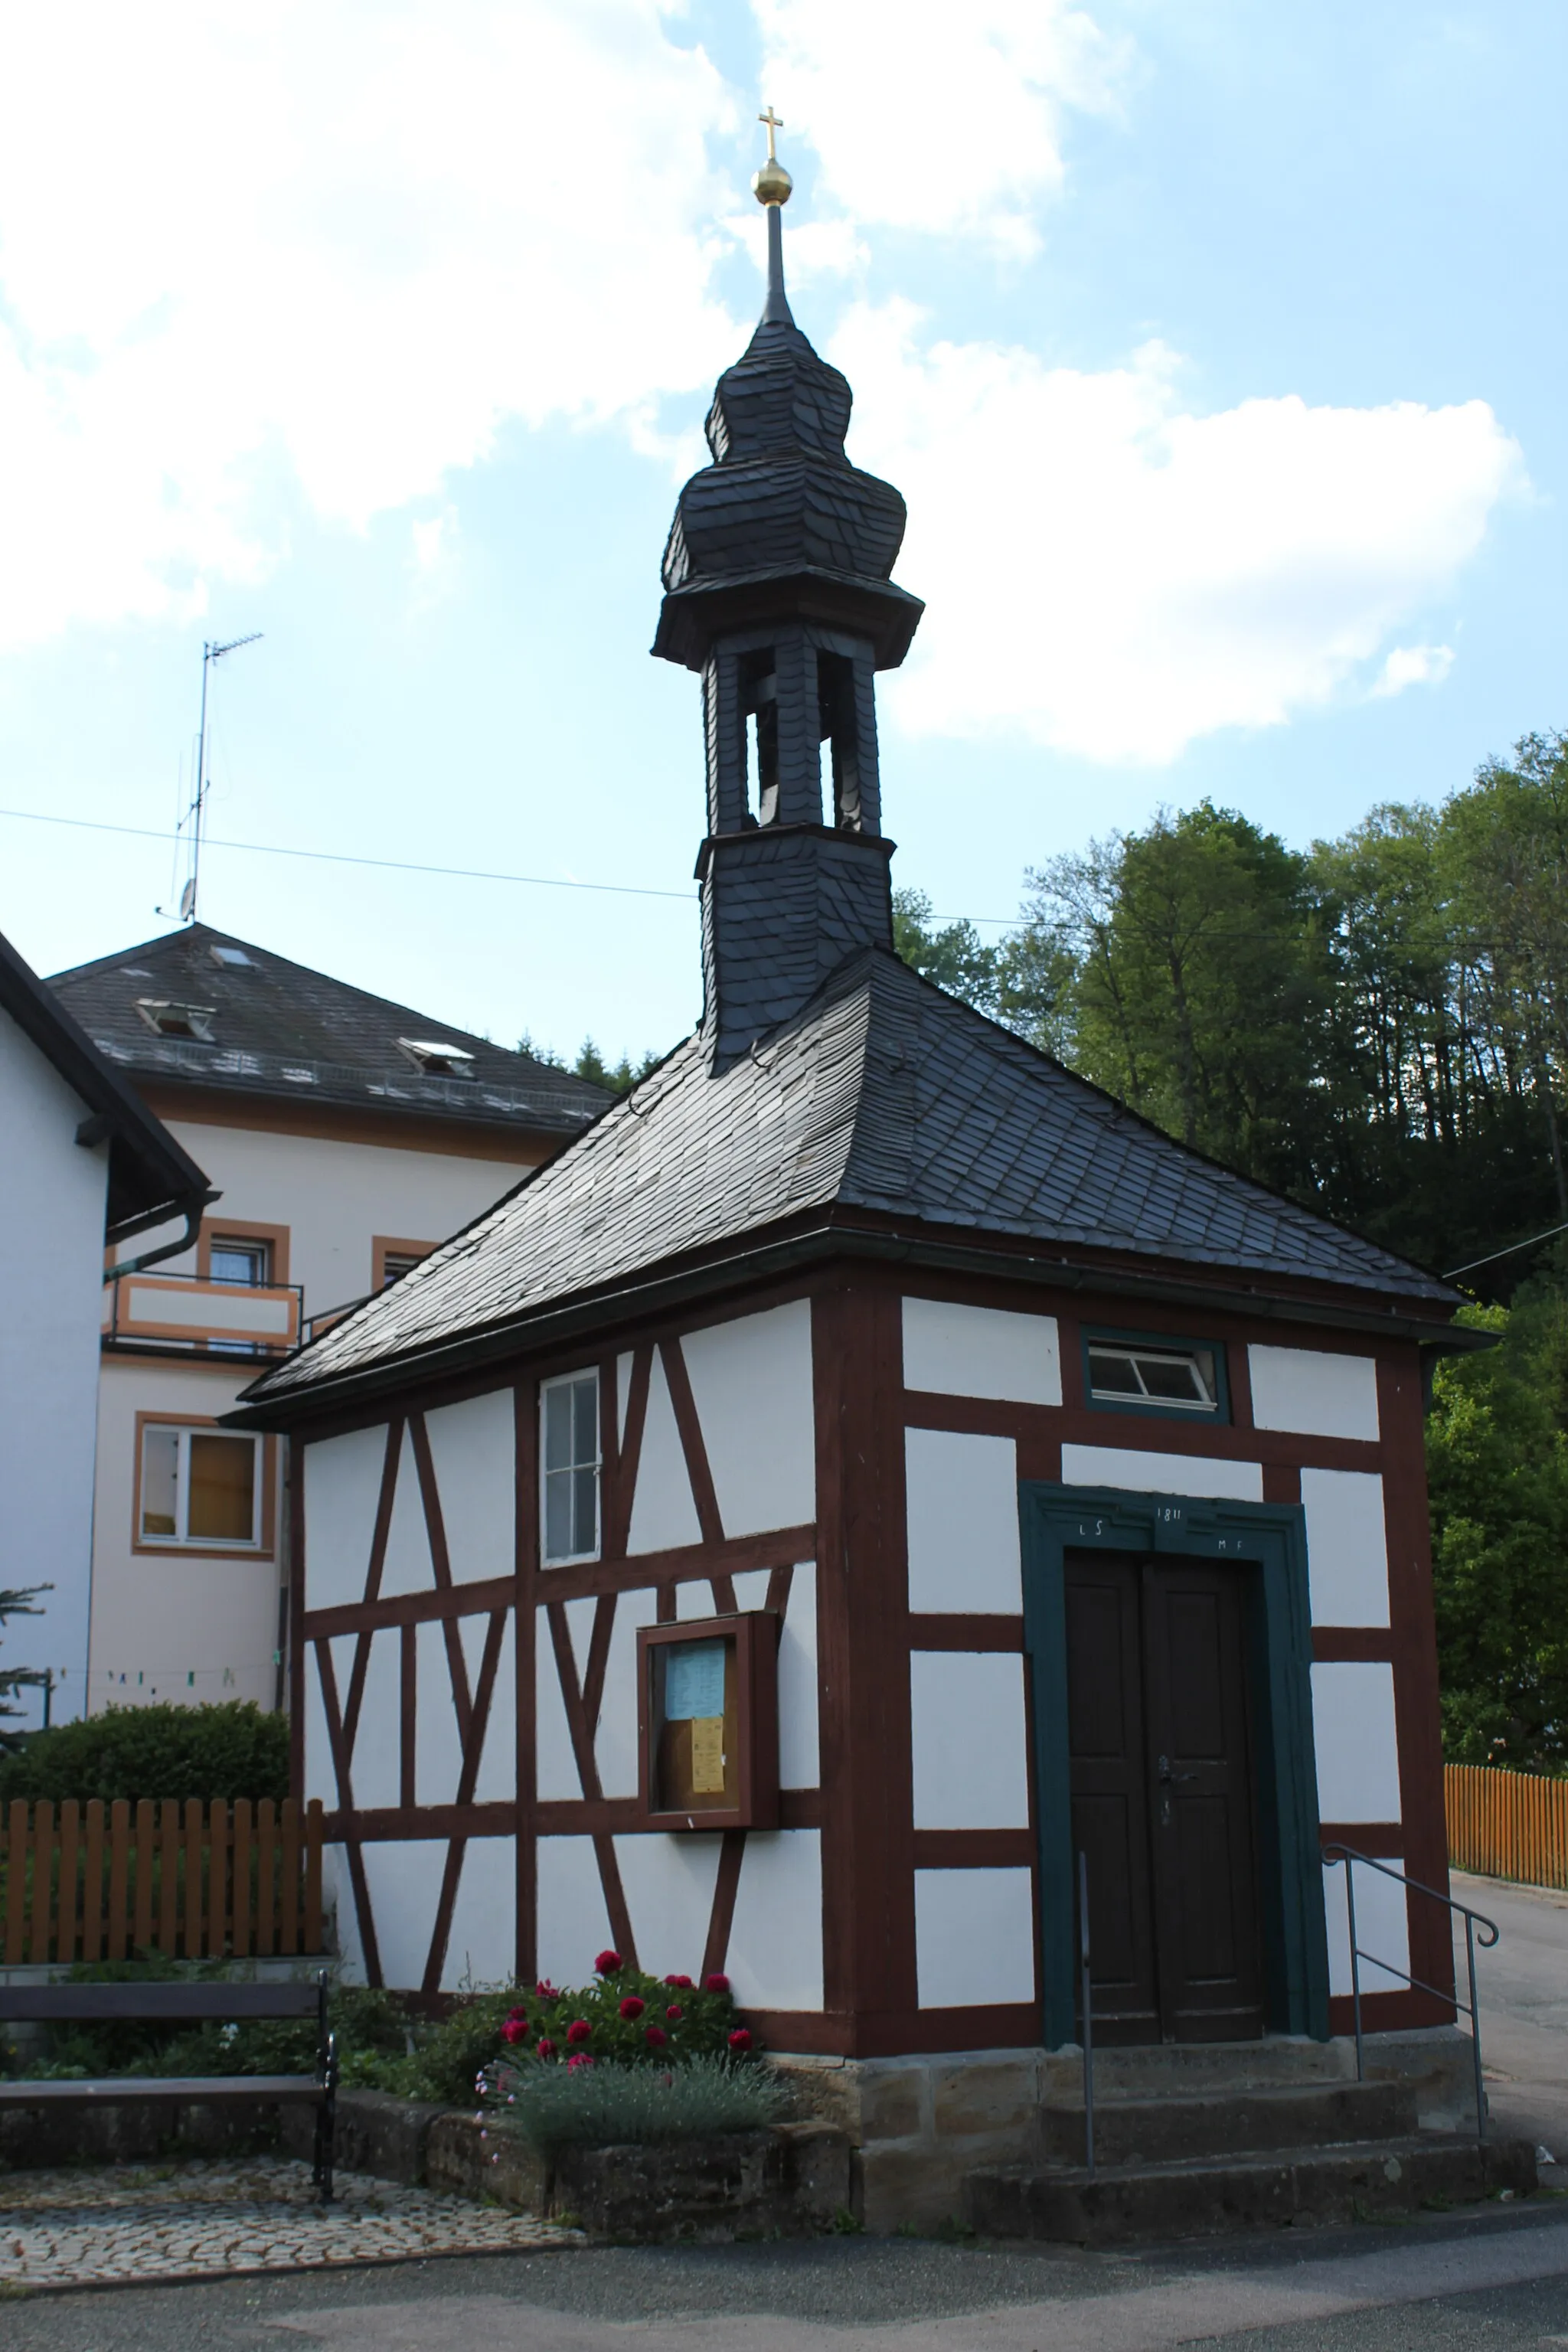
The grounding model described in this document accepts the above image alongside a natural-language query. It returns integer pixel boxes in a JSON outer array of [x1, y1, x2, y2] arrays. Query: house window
[[209, 1236, 271, 1287], [397, 1037, 475, 1078], [374, 1237, 436, 1290], [541, 1370, 599, 1564], [136, 999, 215, 1040], [139, 1424, 261, 1547], [1084, 1332, 1227, 1418]]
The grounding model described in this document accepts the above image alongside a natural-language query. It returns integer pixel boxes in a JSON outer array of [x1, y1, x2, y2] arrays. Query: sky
[[0, 0, 1562, 1067]]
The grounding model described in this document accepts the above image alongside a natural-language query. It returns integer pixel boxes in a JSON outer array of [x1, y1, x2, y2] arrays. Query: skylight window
[[210, 944, 254, 969], [136, 1000, 216, 1041], [397, 1037, 476, 1077]]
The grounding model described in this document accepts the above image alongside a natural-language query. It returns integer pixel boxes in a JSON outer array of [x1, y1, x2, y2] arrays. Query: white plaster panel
[[347, 1631, 400, 1812], [731, 1570, 772, 1612], [1060, 1445, 1264, 1501], [302, 1426, 389, 1612], [910, 1652, 1031, 1830], [726, 1830, 824, 2011], [626, 1351, 701, 1555], [416, 1619, 466, 1808], [424, 1390, 515, 1587], [358, 1841, 446, 1991], [675, 1579, 716, 1622], [457, 1611, 516, 1805], [779, 1562, 819, 1791], [1302, 1469, 1390, 1628], [616, 1352, 633, 1444], [681, 1302, 816, 1537], [1249, 1344, 1380, 1441], [1323, 1857, 1410, 1996], [902, 1297, 1062, 1406], [596, 1586, 662, 1798], [439, 1838, 517, 1992], [613, 1835, 723, 1981], [535, 1616, 581, 1803], [916, 1868, 1036, 2008], [302, 1642, 335, 1810], [378, 1424, 435, 1597], [1312, 1661, 1403, 1823], [537, 1836, 613, 1989], [904, 1429, 1021, 1613]]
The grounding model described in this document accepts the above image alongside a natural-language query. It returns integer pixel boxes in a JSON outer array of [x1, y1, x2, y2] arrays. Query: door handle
[[1156, 1756, 1198, 1785]]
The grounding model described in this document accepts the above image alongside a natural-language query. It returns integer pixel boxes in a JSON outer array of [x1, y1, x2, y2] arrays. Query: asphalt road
[[1453, 1869, 1568, 2163]]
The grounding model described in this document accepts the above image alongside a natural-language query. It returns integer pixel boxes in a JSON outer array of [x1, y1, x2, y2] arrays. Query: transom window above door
[[1084, 1333, 1227, 1419], [541, 1369, 600, 1564]]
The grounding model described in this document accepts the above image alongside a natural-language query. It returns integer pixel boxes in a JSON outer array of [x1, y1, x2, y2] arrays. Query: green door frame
[[1019, 1482, 1331, 2050]]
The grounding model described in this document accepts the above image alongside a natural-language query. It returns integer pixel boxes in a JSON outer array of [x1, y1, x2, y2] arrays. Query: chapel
[[233, 128, 1494, 2225]]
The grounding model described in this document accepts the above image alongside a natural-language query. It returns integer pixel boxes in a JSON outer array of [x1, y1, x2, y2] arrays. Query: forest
[[894, 730, 1568, 1772]]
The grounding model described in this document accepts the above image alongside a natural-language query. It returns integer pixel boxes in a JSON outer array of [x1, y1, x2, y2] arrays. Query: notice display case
[[636, 1612, 779, 1832]]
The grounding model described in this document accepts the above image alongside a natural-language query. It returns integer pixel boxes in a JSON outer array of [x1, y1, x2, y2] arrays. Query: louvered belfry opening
[[654, 202, 924, 1065]]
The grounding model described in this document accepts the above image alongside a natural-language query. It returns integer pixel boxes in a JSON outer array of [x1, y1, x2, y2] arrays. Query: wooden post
[[28, 1800, 54, 1965], [2, 1802, 24, 1965], [279, 1798, 300, 1955], [183, 1799, 203, 1959], [133, 1800, 155, 1955], [303, 1799, 323, 1955], [107, 1800, 130, 1962], [208, 1802, 229, 1957], [57, 1801, 80, 1965], [82, 1800, 105, 1962], [256, 1799, 276, 1958], [158, 1799, 179, 1955], [233, 1799, 253, 1959]]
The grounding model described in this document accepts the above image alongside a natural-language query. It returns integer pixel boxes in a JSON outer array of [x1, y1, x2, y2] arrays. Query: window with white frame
[[541, 1370, 600, 1563], [139, 1424, 263, 1548], [1086, 1335, 1223, 1415]]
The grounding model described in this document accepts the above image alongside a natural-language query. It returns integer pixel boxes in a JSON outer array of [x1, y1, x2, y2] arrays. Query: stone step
[[965, 2134, 1539, 2247], [1036, 2079, 1417, 2167], [1040, 2036, 1354, 2103]]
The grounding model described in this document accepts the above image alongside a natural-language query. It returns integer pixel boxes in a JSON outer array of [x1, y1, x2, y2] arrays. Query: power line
[[1443, 1218, 1568, 1282]]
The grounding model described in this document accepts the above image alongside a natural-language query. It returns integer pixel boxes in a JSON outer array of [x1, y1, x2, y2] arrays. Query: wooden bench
[[0, 1971, 338, 2199]]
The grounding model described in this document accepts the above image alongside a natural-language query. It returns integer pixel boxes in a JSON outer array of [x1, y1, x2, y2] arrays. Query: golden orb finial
[[753, 105, 792, 206]]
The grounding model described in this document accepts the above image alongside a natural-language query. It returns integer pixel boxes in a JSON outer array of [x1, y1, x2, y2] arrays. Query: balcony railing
[[104, 1270, 304, 1357]]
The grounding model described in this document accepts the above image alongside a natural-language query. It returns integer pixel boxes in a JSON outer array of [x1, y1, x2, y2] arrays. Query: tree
[[0, 1583, 49, 1756], [572, 1040, 662, 1097], [891, 888, 1001, 1014]]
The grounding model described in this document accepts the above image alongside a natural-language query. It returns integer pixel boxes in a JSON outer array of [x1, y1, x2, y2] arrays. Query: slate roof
[[49, 923, 608, 1138], [0, 925, 214, 1243], [240, 946, 1457, 1416]]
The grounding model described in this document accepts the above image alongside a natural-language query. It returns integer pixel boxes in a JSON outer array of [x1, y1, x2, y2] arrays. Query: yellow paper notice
[[691, 1714, 726, 1794]]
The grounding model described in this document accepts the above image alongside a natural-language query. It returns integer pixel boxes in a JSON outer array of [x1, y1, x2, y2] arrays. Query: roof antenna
[[167, 633, 263, 924]]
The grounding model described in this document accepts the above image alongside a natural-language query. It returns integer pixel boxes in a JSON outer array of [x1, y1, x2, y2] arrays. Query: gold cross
[[758, 105, 783, 162]]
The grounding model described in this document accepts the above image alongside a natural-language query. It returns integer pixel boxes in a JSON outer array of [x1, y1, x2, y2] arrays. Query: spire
[[652, 121, 926, 1066]]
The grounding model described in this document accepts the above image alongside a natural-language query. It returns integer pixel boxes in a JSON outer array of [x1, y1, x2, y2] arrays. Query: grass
[[497, 2055, 793, 2155]]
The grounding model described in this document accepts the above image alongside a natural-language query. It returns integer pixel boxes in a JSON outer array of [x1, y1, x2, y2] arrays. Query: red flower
[[665, 2004, 684, 2022], [663, 1973, 694, 1988], [505, 2006, 529, 2024], [536, 2037, 557, 2059], [644, 2025, 668, 2048], [727, 2027, 753, 2052], [566, 2019, 593, 2046], [618, 1995, 645, 2021], [500, 2019, 528, 2045], [534, 1979, 559, 2000], [704, 1972, 730, 1994], [567, 2052, 594, 2069], [594, 1949, 623, 1975]]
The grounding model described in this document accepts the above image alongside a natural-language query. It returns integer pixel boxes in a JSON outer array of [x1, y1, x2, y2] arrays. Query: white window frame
[[137, 1422, 264, 1550], [540, 1368, 602, 1567], [1086, 1339, 1221, 1414]]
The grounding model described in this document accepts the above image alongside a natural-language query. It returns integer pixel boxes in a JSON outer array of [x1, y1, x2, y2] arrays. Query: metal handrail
[[1077, 1849, 1096, 2178], [1322, 1843, 1499, 2142]]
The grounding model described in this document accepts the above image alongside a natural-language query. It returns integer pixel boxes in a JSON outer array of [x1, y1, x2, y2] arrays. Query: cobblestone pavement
[[0, 2156, 581, 2291]]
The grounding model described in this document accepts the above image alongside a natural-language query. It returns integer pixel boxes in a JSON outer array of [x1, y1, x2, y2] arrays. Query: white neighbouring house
[[46, 923, 608, 1719], [0, 926, 211, 1729]]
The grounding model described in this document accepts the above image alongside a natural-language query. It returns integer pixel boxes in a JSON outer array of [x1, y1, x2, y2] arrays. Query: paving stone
[[0, 2154, 581, 2289]]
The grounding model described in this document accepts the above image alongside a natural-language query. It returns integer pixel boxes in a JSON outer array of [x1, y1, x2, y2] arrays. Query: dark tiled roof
[[1, 926, 213, 1242], [243, 948, 1455, 1410], [48, 923, 609, 1137]]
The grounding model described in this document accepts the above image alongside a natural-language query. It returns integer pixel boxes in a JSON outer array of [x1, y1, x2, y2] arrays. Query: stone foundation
[[769, 2031, 1482, 2233]]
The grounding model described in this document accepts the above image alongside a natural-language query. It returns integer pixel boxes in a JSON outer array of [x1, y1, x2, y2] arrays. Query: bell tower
[[653, 112, 924, 1066]]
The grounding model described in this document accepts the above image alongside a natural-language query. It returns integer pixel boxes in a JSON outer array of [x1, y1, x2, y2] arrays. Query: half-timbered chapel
[[233, 135, 1493, 2223]]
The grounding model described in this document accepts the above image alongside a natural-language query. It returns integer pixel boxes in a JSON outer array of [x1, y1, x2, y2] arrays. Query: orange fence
[[1, 1798, 325, 1965], [1446, 1763, 1568, 1891]]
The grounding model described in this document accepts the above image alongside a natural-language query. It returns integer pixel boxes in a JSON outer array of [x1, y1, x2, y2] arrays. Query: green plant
[[485, 1952, 748, 2073], [0, 1700, 289, 1807], [829, 2205, 863, 2234], [493, 2053, 792, 2154], [0, 1584, 50, 1757]]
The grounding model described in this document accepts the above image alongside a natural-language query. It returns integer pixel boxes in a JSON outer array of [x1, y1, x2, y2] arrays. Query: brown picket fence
[[1446, 1763, 1568, 1891], [0, 1798, 325, 1965]]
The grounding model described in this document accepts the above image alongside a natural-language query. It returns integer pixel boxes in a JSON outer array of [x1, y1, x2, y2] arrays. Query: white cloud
[[0, 0, 741, 648], [753, 0, 1129, 253], [834, 307, 1522, 764], [1370, 642, 1456, 698]]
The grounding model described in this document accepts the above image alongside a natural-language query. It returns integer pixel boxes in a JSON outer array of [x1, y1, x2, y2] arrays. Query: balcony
[[104, 1271, 304, 1359]]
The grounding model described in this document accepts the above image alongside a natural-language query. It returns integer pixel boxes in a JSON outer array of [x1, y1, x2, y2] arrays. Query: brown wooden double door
[[1067, 1551, 1265, 2043]]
